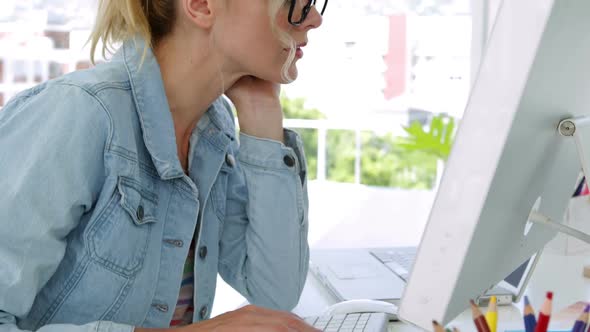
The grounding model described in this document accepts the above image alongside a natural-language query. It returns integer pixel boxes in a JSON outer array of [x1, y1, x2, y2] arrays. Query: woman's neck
[[154, 35, 241, 169]]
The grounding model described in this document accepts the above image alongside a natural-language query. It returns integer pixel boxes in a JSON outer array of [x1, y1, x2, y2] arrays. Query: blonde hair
[[89, 0, 295, 81], [268, 0, 296, 82], [89, 0, 176, 64]]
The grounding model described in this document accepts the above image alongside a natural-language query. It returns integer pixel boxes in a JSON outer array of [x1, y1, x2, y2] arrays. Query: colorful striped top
[[169, 243, 195, 327]]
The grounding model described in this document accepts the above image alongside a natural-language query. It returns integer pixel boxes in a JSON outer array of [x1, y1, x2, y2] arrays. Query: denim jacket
[[0, 39, 309, 332]]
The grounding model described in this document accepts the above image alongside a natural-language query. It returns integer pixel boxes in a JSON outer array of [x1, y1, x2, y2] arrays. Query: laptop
[[310, 247, 540, 305]]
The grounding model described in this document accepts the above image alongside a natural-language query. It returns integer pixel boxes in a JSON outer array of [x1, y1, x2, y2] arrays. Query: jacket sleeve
[[217, 125, 310, 311], [0, 85, 133, 332]]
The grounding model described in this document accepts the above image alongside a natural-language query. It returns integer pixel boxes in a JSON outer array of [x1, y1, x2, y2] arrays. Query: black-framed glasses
[[288, 0, 328, 26]]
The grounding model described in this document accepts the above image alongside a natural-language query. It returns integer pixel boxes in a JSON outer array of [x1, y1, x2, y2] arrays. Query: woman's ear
[[182, 0, 216, 29]]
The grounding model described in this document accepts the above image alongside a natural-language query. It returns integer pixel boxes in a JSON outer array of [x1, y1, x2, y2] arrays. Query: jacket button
[[136, 205, 144, 221], [164, 239, 184, 247], [199, 246, 208, 259], [283, 155, 295, 167], [153, 303, 168, 312], [199, 305, 208, 319], [225, 153, 236, 168]]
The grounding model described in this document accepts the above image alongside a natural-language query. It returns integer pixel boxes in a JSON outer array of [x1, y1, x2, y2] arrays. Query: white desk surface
[[293, 251, 590, 331]]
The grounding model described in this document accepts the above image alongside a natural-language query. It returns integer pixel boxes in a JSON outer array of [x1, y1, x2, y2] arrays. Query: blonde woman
[[0, 0, 325, 331]]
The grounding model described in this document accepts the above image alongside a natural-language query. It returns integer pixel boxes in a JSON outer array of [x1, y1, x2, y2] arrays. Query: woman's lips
[[285, 42, 307, 59], [296, 47, 304, 58]]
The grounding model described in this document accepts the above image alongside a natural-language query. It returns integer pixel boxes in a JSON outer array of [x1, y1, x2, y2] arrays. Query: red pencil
[[470, 300, 491, 332], [534, 292, 553, 332]]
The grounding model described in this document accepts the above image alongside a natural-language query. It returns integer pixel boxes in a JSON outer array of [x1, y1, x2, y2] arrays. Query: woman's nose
[[300, 5, 323, 30]]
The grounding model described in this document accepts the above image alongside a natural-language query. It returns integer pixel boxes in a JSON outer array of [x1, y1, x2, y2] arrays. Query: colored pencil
[[574, 177, 585, 197], [470, 299, 491, 332], [570, 304, 590, 332], [523, 296, 537, 332], [432, 320, 445, 332], [534, 292, 553, 332], [485, 296, 498, 332]]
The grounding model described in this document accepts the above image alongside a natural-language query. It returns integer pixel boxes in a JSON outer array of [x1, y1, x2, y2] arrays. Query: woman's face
[[215, 0, 323, 83]]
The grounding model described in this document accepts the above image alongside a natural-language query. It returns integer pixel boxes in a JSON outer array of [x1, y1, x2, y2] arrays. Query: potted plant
[[397, 114, 456, 190]]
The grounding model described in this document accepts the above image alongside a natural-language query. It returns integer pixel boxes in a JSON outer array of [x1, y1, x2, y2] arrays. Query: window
[[283, 0, 471, 190], [0, 0, 96, 106]]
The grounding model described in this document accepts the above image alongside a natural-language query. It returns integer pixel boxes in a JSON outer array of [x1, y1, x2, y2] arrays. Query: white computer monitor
[[398, 0, 590, 329]]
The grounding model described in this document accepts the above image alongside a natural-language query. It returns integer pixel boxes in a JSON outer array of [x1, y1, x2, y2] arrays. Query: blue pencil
[[523, 296, 536, 332], [570, 304, 589, 332]]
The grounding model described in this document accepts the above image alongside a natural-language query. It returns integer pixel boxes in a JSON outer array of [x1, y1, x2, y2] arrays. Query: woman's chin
[[270, 70, 298, 84], [285, 66, 299, 83], [260, 65, 298, 84]]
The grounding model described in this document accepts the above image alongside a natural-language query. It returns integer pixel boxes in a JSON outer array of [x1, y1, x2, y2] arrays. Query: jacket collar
[[117, 38, 235, 180]]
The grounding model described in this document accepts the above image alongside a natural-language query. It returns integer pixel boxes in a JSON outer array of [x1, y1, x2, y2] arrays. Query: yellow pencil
[[432, 320, 445, 332], [485, 296, 498, 332]]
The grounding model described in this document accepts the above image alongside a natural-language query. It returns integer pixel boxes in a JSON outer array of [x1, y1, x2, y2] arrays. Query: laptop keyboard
[[304, 313, 387, 332], [370, 247, 417, 281]]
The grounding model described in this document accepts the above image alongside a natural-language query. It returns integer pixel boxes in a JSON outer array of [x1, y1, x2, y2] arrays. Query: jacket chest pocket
[[87, 176, 158, 277]]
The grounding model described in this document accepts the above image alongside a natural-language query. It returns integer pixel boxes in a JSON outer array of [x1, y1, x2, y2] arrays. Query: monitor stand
[[527, 116, 590, 244]]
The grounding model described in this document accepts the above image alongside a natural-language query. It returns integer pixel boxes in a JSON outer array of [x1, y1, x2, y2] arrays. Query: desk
[[293, 251, 590, 331]]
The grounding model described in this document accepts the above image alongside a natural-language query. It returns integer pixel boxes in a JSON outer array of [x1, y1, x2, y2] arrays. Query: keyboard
[[370, 247, 417, 281], [303, 312, 389, 332]]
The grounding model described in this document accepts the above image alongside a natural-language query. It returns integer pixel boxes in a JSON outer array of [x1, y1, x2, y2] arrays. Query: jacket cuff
[[238, 129, 307, 179], [99, 321, 134, 332]]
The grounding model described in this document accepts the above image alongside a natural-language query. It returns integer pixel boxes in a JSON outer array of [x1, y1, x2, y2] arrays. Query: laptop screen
[[504, 258, 530, 288]]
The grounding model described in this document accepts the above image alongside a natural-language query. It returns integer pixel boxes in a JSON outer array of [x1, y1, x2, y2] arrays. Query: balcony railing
[[284, 117, 410, 184]]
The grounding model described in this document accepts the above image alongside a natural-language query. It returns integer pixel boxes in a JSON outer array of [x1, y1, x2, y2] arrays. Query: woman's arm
[[0, 85, 131, 332], [219, 77, 310, 311], [217, 125, 310, 311]]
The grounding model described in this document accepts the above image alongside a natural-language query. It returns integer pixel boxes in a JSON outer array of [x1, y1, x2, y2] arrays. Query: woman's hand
[[225, 76, 284, 143], [135, 305, 320, 332]]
